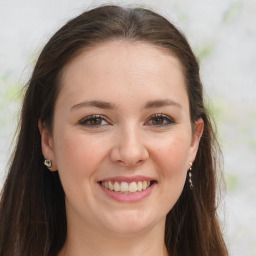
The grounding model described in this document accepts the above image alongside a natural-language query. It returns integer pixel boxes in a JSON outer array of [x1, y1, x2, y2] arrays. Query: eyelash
[[145, 113, 175, 126], [79, 114, 109, 127], [78, 114, 175, 128]]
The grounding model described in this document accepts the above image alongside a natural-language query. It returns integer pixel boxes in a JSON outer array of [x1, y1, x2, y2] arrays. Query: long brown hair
[[0, 5, 228, 256]]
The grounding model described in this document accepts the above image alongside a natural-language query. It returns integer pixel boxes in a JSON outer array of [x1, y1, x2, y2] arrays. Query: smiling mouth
[[99, 180, 155, 194]]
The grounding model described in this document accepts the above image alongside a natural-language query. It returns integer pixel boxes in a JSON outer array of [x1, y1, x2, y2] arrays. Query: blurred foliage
[[197, 42, 215, 60], [0, 73, 21, 101], [225, 173, 241, 191], [207, 97, 256, 150], [206, 98, 229, 144], [223, 1, 243, 23], [0, 74, 22, 130], [206, 97, 256, 193]]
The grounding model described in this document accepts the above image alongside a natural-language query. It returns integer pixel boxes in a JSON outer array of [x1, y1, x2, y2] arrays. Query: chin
[[100, 210, 161, 235], [106, 222, 151, 236]]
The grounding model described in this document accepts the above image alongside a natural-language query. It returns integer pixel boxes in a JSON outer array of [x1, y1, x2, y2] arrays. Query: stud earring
[[188, 162, 193, 189], [44, 159, 52, 169]]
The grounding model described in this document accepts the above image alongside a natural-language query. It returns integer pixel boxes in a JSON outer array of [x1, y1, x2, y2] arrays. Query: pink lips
[[98, 175, 156, 202]]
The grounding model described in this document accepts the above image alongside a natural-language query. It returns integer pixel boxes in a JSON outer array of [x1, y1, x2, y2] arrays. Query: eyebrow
[[144, 99, 182, 109], [71, 100, 117, 111], [70, 98, 182, 111]]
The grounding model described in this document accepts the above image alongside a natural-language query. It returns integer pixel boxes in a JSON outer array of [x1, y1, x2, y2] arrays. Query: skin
[[40, 41, 203, 256]]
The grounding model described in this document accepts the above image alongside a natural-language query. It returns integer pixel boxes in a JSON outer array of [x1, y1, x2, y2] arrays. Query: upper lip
[[99, 175, 157, 183]]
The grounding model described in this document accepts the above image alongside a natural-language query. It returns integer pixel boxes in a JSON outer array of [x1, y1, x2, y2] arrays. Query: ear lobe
[[38, 120, 57, 171], [189, 118, 204, 162]]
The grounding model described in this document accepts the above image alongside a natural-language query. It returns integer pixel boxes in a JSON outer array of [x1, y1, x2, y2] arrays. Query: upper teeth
[[101, 181, 151, 193]]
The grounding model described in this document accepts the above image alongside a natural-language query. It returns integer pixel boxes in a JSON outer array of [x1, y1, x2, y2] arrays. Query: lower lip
[[98, 183, 155, 202]]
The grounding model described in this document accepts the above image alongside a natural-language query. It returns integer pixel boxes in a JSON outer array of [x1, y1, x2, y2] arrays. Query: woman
[[0, 4, 228, 256]]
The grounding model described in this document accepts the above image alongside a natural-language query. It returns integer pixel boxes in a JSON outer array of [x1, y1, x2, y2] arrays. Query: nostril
[[109, 141, 149, 167]]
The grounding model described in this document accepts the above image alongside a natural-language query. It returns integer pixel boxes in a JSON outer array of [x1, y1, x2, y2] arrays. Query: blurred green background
[[0, 0, 255, 255]]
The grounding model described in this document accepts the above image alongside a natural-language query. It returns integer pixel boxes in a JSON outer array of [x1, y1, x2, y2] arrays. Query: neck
[[59, 217, 168, 256]]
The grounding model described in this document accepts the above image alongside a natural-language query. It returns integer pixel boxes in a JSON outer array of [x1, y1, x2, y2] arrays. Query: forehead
[[62, 40, 184, 80], [57, 41, 188, 110]]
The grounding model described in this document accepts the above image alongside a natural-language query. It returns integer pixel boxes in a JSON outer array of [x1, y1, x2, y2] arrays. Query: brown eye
[[89, 118, 103, 125], [79, 115, 109, 127], [151, 117, 164, 125], [146, 114, 175, 127]]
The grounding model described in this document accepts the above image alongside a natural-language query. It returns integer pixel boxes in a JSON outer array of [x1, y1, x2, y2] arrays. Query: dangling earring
[[44, 159, 52, 169], [188, 162, 193, 189]]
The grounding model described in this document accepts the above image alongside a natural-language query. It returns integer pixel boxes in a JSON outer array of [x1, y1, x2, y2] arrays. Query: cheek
[[152, 133, 191, 183], [157, 136, 191, 212], [53, 129, 107, 186]]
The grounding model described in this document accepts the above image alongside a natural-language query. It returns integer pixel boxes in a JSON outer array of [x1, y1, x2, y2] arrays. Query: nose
[[110, 125, 149, 167]]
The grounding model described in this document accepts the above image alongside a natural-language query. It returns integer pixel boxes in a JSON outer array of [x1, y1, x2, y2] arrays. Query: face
[[40, 41, 203, 236]]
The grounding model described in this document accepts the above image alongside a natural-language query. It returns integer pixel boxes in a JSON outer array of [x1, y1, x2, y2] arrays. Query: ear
[[38, 120, 57, 171], [189, 118, 204, 163]]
